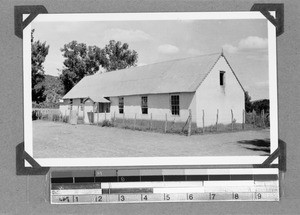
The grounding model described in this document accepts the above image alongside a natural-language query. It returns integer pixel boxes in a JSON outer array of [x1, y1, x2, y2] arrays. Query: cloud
[[158, 44, 179, 54], [246, 54, 268, 61], [137, 62, 147, 67], [103, 28, 152, 43], [239, 36, 268, 50], [222, 44, 238, 54], [187, 48, 203, 56], [223, 36, 268, 54]]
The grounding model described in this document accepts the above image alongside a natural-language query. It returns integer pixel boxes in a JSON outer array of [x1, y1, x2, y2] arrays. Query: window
[[141, 96, 148, 114], [119, 97, 124, 114], [80, 98, 84, 104], [170, 94, 180, 116], [98, 103, 110, 113], [220, 71, 225, 86]]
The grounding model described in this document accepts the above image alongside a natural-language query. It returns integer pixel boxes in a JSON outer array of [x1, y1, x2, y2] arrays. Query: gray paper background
[[0, 0, 299, 214]]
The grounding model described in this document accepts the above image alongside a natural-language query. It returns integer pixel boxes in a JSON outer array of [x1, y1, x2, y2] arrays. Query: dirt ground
[[32, 120, 270, 158]]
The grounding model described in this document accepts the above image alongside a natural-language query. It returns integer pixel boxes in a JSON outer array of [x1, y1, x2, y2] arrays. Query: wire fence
[[32, 108, 269, 136]]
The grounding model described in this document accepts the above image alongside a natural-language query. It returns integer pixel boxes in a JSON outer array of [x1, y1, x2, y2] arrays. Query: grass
[[34, 110, 269, 136], [101, 117, 268, 136], [33, 120, 270, 158]]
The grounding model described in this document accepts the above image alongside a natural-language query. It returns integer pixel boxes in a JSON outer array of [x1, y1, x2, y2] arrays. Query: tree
[[245, 91, 252, 112], [59, 41, 101, 93], [60, 40, 138, 94], [252, 99, 269, 114], [31, 29, 50, 103], [102, 40, 138, 72]]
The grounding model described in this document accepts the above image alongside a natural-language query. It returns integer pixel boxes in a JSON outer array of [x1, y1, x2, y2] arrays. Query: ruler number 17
[[210, 193, 216, 200]]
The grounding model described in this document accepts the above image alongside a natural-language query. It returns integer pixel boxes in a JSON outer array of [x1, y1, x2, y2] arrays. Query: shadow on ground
[[237, 139, 270, 155]]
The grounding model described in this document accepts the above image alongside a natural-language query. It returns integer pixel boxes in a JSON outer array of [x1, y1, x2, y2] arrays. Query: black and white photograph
[[24, 12, 278, 166]]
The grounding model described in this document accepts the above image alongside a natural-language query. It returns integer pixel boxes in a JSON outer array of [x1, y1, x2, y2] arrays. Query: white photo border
[[24, 12, 278, 167]]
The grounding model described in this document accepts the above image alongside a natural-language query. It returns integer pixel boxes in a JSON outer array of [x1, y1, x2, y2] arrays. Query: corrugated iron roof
[[63, 53, 222, 99], [89, 96, 111, 103]]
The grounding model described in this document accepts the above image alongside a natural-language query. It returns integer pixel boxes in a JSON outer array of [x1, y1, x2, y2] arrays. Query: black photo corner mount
[[256, 139, 286, 172], [16, 142, 50, 175], [14, 5, 48, 39], [15, 5, 49, 175], [251, 3, 284, 37]]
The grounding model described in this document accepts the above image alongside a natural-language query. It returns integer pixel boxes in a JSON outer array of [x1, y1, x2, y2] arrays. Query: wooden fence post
[[242, 109, 245, 130], [252, 110, 256, 128], [216, 109, 219, 132], [96, 104, 99, 126], [123, 113, 125, 127], [231, 109, 234, 131], [105, 111, 106, 121], [164, 113, 168, 133], [188, 109, 192, 136], [261, 109, 265, 128], [134, 113, 137, 130], [150, 113, 153, 130], [82, 104, 85, 124], [202, 109, 205, 133]]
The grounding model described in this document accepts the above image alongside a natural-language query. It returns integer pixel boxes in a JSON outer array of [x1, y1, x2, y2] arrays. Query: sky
[[32, 18, 269, 100]]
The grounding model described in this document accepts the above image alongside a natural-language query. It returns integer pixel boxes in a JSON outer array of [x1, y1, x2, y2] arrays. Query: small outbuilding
[[60, 52, 245, 127]]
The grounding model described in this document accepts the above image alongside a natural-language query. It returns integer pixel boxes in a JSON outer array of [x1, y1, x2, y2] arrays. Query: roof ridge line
[[136, 52, 221, 68], [94, 52, 222, 76]]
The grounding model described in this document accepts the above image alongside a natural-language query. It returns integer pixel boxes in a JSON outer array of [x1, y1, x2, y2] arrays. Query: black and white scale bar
[[50, 168, 279, 203], [51, 192, 279, 203], [51, 174, 278, 184]]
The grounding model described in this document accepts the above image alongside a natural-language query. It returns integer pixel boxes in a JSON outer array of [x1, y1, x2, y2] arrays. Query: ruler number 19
[[256, 193, 262, 199]]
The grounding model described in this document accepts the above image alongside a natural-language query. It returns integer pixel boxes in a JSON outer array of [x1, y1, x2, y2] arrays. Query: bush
[[101, 120, 114, 127], [32, 111, 38, 120], [52, 114, 61, 122], [62, 115, 69, 123]]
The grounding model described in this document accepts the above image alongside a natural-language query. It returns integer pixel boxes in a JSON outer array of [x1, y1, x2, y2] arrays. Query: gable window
[[170, 94, 180, 116], [220, 71, 225, 86], [119, 97, 124, 114], [141, 96, 148, 114]]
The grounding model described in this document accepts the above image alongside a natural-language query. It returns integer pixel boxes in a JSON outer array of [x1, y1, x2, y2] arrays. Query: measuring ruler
[[50, 168, 279, 204]]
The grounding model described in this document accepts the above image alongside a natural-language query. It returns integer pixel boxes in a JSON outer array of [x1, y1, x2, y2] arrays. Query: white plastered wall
[[195, 56, 245, 127], [109, 92, 196, 122]]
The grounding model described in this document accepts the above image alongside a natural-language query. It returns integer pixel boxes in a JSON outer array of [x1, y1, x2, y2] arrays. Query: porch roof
[[88, 95, 111, 103]]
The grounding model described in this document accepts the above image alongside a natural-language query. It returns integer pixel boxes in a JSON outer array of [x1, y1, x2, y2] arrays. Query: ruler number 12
[[95, 195, 103, 202]]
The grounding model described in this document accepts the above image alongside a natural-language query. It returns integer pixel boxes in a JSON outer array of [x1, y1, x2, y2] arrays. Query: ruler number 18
[[233, 193, 239, 199]]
